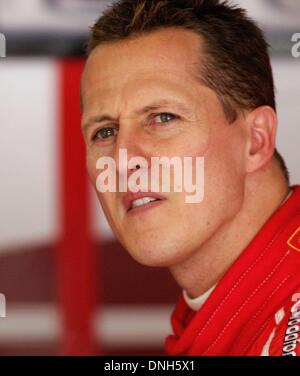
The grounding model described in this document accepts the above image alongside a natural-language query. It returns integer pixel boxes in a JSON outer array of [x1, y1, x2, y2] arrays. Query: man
[[81, 0, 300, 356]]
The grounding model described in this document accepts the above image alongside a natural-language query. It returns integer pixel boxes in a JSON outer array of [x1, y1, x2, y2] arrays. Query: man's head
[[81, 0, 289, 268]]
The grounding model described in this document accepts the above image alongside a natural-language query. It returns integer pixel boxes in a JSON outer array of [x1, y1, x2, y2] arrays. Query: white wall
[[272, 58, 300, 185], [0, 59, 58, 251]]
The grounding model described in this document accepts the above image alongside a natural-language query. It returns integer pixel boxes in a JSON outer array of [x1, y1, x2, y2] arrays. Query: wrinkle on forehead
[[81, 28, 205, 106], [82, 74, 208, 129]]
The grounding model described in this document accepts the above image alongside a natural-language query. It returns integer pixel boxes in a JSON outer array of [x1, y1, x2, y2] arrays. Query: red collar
[[166, 186, 300, 355]]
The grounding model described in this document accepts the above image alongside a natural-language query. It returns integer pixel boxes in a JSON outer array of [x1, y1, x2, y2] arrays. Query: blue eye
[[93, 127, 118, 140], [154, 113, 177, 123]]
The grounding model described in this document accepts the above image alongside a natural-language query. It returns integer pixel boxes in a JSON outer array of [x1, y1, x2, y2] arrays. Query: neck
[[169, 163, 290, 299]]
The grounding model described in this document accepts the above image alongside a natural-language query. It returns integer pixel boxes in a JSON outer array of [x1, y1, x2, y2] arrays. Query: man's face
[[81, 28, 247, 267]]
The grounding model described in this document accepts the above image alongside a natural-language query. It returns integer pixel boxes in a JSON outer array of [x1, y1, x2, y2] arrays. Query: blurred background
[[0, 0, 299, 355]]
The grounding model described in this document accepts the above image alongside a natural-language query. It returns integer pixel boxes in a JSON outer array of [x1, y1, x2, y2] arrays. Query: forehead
[[81, 28, 204, 97]]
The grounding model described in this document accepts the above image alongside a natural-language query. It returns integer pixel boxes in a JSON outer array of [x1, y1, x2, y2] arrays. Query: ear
[[245, 106, 278, 174]]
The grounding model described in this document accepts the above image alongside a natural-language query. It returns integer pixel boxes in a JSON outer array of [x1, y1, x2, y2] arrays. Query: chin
[[122, 238, 194, 268]]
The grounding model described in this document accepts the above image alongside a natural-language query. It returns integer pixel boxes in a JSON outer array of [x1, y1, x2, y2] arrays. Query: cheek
[[178, 129, 212, 158], [96, 191, 119, 231], [202, 146, 245, 217], [86, 151, 101, 184], [86, 153, 116, 215], [203, 121, 246, 176], [190, 126, 247, 215]]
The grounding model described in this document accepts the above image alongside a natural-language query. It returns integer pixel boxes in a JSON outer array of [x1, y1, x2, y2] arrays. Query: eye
[[153, 113, 178, 124], [92, 127, 118, 141]]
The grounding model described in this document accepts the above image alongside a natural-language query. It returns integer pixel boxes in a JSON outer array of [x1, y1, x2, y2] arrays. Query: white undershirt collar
[[183, 284, 216, 311]]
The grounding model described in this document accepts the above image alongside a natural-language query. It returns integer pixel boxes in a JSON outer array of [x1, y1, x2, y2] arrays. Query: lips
[[122, 192, 166, 212]]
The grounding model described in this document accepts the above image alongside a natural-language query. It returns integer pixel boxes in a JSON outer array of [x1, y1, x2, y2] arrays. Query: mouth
[[123, 192, 166, 213], [131, 196, 161, 210]]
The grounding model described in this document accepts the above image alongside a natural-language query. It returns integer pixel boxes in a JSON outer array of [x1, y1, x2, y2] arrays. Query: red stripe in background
[[56, 59, 98, 355]]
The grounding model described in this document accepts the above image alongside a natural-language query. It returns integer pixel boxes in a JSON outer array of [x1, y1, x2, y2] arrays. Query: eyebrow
[[82, 114, 116, 132], [82, 99, 192, 132], [135, 100, 192, 116]]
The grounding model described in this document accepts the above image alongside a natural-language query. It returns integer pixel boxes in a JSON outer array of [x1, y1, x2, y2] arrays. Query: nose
[[113, 122, 148, 180]]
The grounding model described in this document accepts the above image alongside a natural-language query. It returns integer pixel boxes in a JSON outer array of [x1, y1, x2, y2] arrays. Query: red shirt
[[166, 186, 300, 356]]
